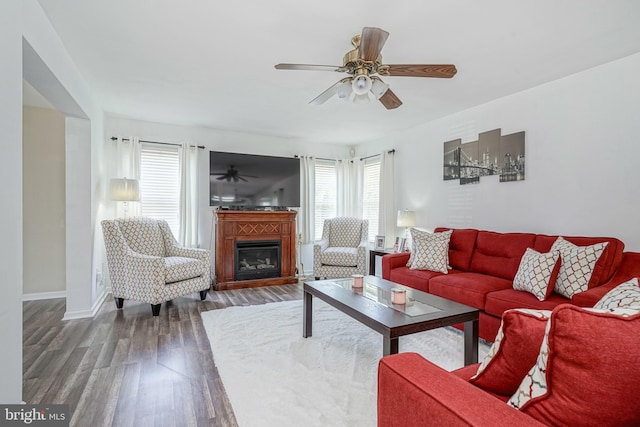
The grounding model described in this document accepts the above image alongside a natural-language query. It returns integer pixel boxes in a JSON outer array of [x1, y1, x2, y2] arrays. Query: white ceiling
[[36, 0, 640, 144]]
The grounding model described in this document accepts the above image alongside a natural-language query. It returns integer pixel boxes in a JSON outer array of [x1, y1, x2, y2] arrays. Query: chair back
[[115, 217, 167, 257], [325, 217, 368, 248]]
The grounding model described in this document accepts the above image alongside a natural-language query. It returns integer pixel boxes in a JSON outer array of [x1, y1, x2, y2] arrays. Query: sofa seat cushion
[[429, 273, 513, 310], [164, 256, 206, 283], [320, 247, 358, 266], [388, 267, 460, 293], [485, 289, 569, 317], [469, 231, 537, 280]]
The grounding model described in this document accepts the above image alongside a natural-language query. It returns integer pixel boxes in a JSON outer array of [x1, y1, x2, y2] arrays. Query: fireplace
[[214, 210, 297, 290], [235, 240, 281, 281]]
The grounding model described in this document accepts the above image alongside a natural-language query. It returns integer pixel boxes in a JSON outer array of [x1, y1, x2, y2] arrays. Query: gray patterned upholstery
[[313, 217, 368, 279], [102, 217, 211, 315]]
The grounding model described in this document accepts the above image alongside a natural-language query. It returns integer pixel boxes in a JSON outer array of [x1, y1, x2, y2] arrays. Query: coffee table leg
[[464, 319, 479, 365], [383, 336, 399, 356], [303, 291, 312, 338]]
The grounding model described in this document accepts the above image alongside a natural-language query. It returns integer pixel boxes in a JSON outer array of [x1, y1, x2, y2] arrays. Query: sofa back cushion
[[434, 227, 478, 271], [533, 234, 624, 287], [469, 231, 536, 280]]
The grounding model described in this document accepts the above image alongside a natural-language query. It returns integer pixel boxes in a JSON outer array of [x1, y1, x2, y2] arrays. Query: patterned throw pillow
[[594, 278, 640, 309], [409, 229, 452, 274], [550, 237, 608, 298], [508, 305, 640, 426], [512, 248, 561, 301], [406, 228, 451, 267], [470, 308, 550, 396]]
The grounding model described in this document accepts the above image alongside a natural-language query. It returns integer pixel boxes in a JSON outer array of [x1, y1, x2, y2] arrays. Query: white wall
[[22, 0, 106, 319], [0, 0, 24, 405], [104, 116, 353, 277], [23, 106, 66, 296], [358, 53, 640, 251]]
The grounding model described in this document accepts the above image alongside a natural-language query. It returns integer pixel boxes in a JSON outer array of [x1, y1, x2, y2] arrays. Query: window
[[140, 143, 180, 236], [314, 159, 337, 240], [362, 156, 381, 242]]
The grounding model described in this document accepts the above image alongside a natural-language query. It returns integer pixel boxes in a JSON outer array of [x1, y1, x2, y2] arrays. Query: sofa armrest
[[378, 353, 546, 427], [381, 252, 411, 280], [571, 281, 618, 307]]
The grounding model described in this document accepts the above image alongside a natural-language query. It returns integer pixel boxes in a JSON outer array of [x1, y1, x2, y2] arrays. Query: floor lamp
[[110, 178, 140, 217]]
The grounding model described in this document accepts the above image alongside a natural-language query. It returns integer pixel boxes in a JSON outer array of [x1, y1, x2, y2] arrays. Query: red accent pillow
[[509, 304, 640, 426], [469, 308, 549, 395]]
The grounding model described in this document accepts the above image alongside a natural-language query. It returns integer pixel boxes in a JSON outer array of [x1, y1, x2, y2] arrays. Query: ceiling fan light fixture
[[371, 78, 390, 99], [337, 80, 353, 100], [352, 74, 372, 95], [351, 93, 370, 104]]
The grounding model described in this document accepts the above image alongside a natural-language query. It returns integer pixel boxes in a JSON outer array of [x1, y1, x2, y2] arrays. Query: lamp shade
[[397, 210, 416, 228], [109, 178, 140, 202]]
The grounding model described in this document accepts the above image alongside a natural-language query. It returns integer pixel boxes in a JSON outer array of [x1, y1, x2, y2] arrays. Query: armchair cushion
[[327, 217, 365, 248], [165, 256, 208, 283], [116, 217, 166, 257], [320, 247, 358, 267]]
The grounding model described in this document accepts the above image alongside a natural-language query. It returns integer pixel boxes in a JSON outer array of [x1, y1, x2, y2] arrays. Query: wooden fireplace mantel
[[214, 210, 298, 290]]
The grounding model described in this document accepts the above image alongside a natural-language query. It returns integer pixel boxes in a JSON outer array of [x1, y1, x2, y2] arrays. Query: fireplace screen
[[235, 240, 281, 281]]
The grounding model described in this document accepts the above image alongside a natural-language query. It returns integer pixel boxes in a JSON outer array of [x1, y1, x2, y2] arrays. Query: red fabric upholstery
[[388, 267, 459, 293], [572, 252, 640, 307], [434, 227, 478, 271], [469, 231, 537, 280], [469, 309, 549, 395], [479, 311, 502, 342], [485, 288, 570, 317], [377, 353, 546, 427], [381, 252, 410, 280], [533, 234, 624, 287], [429, 272, 513, 309], [519, 305, 640, 426]]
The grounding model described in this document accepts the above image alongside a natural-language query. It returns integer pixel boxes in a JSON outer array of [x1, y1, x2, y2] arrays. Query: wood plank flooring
[[23, 283, 303, 427]]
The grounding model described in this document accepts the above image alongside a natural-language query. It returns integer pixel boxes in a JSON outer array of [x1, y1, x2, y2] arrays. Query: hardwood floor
[[23, 283, 303, 426]]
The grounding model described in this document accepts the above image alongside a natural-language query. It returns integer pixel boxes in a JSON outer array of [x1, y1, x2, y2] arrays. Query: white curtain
[[115, 136, 141, 217], [179, 143, 200, 247], [299, 156, 315, 244], [378, 150, 395, 242], [337, 159, 363, 217]]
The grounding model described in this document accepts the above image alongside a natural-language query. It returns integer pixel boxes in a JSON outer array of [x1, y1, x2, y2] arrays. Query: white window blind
[[314, 159, 337, 240], [363, 156, 381, 242], [140, 143, 180, 236]]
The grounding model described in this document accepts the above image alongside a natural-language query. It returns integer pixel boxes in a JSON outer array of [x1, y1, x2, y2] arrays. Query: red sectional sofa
[[378, 249, 640, 426], [382, 227, 625, 341]]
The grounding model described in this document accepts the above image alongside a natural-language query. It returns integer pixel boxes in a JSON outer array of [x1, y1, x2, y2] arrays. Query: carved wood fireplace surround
[[214, 210, 298, 290]]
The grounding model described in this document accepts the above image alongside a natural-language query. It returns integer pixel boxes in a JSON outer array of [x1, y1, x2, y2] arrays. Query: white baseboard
[[62, 288, 108, 321], [22, 290, 67, 301]]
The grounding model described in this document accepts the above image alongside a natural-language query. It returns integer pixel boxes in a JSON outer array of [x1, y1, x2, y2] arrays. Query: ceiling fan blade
[[216, 175, 226, 180], [384, 64, 457, 78], [309, 78, 351, 105], [379, 89, 403, 110], [358, 27, 389, 62], [275, 63, 346, 72]]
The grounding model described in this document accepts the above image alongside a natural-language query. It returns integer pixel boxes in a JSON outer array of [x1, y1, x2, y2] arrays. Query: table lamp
[[110, 177, 140, 217], [397, 209, 416, 247]]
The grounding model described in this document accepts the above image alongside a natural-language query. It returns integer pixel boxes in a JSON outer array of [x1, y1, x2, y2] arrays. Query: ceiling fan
[[275, 27, 457, 109], [210, 165, 257, 183]]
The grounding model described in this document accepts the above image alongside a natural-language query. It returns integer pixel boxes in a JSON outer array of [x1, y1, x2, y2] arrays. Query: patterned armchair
[[314, 217, 369, 279], [102, 217, 211, 316]]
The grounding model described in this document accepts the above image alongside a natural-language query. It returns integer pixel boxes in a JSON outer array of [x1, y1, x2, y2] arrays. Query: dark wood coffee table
[[303, 275, 479, 365]]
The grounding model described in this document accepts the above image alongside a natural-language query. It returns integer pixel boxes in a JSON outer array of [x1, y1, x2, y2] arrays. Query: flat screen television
[[209, 151, 300, 209]]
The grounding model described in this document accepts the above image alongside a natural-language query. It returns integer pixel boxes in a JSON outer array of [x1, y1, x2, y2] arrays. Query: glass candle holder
[[352, 274, 364, 288], [391, 288, 407, 305]]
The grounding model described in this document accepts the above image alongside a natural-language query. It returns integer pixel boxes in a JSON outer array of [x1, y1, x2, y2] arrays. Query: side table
[[369, 248, 396, 275]]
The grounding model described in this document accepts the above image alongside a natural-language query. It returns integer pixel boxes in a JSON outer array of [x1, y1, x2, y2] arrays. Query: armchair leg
[[151, 304, 161, 316], [114, 297, 124, 309], [199, 290, 208, 301]]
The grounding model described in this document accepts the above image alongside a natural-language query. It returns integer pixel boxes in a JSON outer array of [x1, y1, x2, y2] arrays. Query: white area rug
[[202, 299, 489, 427]]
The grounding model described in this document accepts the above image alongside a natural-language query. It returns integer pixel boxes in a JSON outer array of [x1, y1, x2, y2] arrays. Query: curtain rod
[[295, 149, 395, 163], [110, 136, 205, 149], [360, 149, 395, 161]]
